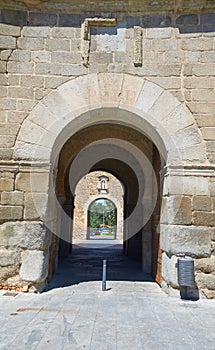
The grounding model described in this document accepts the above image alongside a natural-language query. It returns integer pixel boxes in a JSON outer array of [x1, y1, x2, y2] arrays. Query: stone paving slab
[[0, 285, 215, 350], [0, 241, 215, 349]]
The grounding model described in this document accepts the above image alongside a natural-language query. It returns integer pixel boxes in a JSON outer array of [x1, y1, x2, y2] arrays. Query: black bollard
[[102, 259, 107, 291]]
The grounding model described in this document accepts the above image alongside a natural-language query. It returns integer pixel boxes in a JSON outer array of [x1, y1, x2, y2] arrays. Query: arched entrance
[[87, 198, 117, 240], [13, 73, 207, 294], [72, 170, 124, 241]]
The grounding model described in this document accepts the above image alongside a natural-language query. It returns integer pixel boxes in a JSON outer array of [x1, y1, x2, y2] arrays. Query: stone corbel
[[133, 26, 143, 67], [81, 18, 116, 66]]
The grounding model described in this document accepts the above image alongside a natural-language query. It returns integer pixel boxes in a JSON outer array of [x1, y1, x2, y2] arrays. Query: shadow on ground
[[46, 240, 154, 291]]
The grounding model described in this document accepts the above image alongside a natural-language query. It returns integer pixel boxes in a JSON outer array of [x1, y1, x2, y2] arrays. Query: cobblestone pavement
[[0, 240, 215, 350]]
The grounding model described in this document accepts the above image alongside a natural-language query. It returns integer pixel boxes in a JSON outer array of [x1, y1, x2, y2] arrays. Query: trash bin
[[177, 257, 195, 287]]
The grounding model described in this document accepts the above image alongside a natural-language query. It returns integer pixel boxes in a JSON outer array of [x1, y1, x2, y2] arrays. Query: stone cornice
[[0, 0, 214, 15], [162, 164, 215, 178]]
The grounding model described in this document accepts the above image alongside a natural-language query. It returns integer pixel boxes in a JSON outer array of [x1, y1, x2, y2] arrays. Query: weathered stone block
[[192, 211, 215, 226], [0, 122, 20, 135], [0, 135, 15, 148], [8, 87, 34, 99], [0, 177, 14, 191], [51, 27, 75, 38], [89, 52, 113, 64], [18, 37, 45, 50], [192, 89, 215, 102], [7, 111, 26, 124], [62, 64, 88, 76], [9, 49, 31, 62], [187, 102, 215, 114], [211, 228, 215, 241], [7, 62, 34, 74], [161, 196, 192, 225], [0, 221, 51, 250], [0, 36, 16, 49], [0, 74, 7, 86], [146, 27, 171, 38], [0, 266, 19, 284], [195, 273, 215, 290], [162, 253, 178, 288], [135, 80, 163, 112], [0, 50, 12, 61], [195, 256, 215, 274], [192, 64, 215, 76], [20, 250, 49, 283], [16, 99, 37, 112], [0, 206, 23, 221], [192, 196, 211, 211], [22, 26, 50, 37], [201, 52, 215, 63], [0, 87, 7, 98], [15, 172, 49, 193], [0, 61, 7, 73], [44, 76, 69, 89], [24, 193, 48, 220], [46, 39, 70, 51], [201, 127, 215, 140], [20, 75, 44, 88], [0, 148, 13, 160], [196, 115, 215, 127], [209, 181, 215, 196], [0, 250, 20, 267], [160, 225, 211, 257], [1, 191, 24, 205], [51, 52, 80, 64], [31, 51, 50, 63], [0, 23, 21, 36], [13, 141, 51, 161], [35, 62, 62, 75], [181, 38, 213, 51], [164, 176, 209, 196]]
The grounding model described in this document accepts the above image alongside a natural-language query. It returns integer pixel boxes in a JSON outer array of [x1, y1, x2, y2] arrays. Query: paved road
[[0, 240, 215, 350]]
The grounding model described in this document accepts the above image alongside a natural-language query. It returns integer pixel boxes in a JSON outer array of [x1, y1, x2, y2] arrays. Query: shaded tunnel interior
[[47, 122, 163, 289]]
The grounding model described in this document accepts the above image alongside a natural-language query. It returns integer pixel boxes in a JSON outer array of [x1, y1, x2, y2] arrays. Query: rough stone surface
[[192, 195, 212, 211], [192, 211, 215, 227], [73, 171, 124, 240], [0, 250, 20, 267], [0, 221, 51, 250], [160, 225, 211, 257], [195, 256, 215, 274], [0, 7, 215, 296], [20, 250, 49, 282], [161, 196, 192, 225], [161, 253, 178, 288], [196, 273, 215, 290]]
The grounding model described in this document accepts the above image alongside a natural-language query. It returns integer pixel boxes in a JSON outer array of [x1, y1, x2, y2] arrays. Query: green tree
[[89, 199, 115, 228]]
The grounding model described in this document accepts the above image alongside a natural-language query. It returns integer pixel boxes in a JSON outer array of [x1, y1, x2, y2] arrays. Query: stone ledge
[[0, 1, 214, 15]]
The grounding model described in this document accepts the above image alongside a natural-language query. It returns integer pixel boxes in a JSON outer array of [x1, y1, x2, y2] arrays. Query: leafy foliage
[[89, 199, 116, 229]]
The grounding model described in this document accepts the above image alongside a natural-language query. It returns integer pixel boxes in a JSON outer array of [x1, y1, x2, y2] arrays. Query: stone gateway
[[0, 0, 214, 298]]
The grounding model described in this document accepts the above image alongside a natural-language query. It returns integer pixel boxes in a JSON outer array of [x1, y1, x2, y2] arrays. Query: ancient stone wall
[[72, 171, 124, 240], [0, 7, 214, 296]]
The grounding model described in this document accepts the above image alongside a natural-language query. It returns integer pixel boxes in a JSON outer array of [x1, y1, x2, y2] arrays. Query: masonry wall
[[73, 171, 124, 240], [0, 9, 215, 295]]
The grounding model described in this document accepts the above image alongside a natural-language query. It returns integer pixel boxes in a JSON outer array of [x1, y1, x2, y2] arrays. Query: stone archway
[[13, 73, 210, 296], [72, 170, 124, 241]]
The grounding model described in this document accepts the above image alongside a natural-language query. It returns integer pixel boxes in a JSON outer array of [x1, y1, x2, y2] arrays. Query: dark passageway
[[46, 240, 154, 291]]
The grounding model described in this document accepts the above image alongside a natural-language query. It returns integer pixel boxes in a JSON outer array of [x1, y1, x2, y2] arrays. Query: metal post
[[102, 259, 107, 291]]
